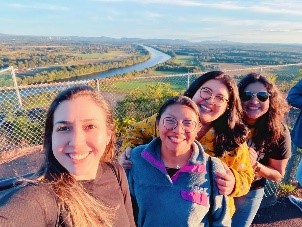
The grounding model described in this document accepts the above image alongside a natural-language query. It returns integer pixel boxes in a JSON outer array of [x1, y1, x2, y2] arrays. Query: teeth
[[200, 105, 211, 112], [169, 136, 183, 143], [247, 106, 259, 110], [69, 152, 90, 160]]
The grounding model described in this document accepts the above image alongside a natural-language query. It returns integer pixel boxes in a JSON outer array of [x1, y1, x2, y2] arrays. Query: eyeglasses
[[241, 91, 270, 102], [199, 87, 229, 106], [162, 117, 198, 133]]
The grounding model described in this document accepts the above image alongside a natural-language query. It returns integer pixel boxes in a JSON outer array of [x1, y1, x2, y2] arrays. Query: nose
[[205, 95, 215, 104], [172, 122, 185, 133], [68, 127, 86, 147], [249, 94, 259, 103]]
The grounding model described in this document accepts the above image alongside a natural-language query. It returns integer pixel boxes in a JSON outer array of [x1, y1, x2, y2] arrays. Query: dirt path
[[252, 193, 302, 227]]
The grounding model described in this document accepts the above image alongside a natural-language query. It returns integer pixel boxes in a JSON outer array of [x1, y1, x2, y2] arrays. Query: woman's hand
[[248, 147, 258, 167], [215, 163, 236, 195], [118, 147, 133, 169]]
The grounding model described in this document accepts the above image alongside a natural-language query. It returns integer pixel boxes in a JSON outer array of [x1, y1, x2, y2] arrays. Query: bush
[[115, 82, 179, 121], [114, 82, 179, 139], [1, 110, 45, 147], [115, 117, 137, 138], [278, 183, 296, 197]]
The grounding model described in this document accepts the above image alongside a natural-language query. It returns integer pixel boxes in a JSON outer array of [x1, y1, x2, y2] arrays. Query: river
[[0, 46, 171, 103], [76, 45, 171, 80]]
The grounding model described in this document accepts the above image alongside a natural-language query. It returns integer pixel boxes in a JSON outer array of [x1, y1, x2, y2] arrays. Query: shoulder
[[104, 162, 126, 175], [273, 125, 291, 146], [208, 156, 226, 174], [131, 143, 149, 159], [226, 142, 249, 158], [2, 183, 55, 201], [283, 125, 291, 136], [0, 183, 58, 225], [101, 162, 125, 178]]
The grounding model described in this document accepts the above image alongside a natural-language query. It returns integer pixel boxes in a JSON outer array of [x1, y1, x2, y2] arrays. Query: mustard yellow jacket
[[121, 114, 254, 216]]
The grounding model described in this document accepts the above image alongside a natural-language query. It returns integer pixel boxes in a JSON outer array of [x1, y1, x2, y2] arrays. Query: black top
[[166, 167, 179, 177], [248, 127, 291, 189], [0, 162, 135, 227]]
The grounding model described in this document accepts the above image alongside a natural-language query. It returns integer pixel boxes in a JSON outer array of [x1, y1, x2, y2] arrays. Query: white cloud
[[7, 3, 69, 11], [145, 11, 162, 18], [92, 0, 302, 15], [250, 5, 302, 16]]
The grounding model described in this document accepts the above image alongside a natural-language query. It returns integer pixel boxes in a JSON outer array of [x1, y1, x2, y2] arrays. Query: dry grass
[[0, 145, 43, 164]]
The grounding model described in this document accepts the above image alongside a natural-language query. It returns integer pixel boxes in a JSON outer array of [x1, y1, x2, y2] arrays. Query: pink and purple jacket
[[127, 137, 231, 227]]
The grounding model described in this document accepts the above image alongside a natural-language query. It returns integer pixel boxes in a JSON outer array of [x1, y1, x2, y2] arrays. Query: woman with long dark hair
[[232, 73, 291, 226], [0, 86, 135, 227]]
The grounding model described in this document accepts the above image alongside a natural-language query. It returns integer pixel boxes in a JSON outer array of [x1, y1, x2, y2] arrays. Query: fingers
[[118, 147, 133, 170], [248, 147, 258, 166], [215, 177, 231, 195], [121, 160, 133, 169], [215, 168, 235, 195], [125, 147, 132, 159], [221, 162, 232, 174]]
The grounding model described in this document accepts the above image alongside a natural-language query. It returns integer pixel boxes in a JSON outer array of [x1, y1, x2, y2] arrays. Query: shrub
[[115, 82, 179, 121], [278, 183, 296, 197], [1, 110, 45, 147]]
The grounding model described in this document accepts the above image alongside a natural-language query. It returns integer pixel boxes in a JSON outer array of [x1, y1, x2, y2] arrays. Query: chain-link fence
[[1, 64, 301, 196]]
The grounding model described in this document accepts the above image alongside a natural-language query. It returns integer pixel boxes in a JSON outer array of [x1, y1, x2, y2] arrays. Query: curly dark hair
[[238, 73, 289, 150], [184, 71, 248, 157]]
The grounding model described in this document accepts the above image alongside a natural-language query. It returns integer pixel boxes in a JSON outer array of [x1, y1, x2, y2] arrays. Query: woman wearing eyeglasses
[[127, 96, 231, 226], [120, 71, 254, 217], [232, 73, 291, 227]]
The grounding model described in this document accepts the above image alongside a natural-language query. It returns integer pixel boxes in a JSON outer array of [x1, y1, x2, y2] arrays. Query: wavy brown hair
[[238, 73, 289, 150], [37, 85, 116, 226], [184, 71, 248, 157]]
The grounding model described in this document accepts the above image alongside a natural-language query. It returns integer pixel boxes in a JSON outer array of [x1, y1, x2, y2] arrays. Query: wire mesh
[[1, 64, 301, 196]]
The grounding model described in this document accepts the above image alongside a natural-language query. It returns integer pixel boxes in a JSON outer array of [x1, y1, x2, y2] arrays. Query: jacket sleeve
[[115, 164, 136, 227], [210, 157, 232, 227], [120, 114, 159, 152], [227, 142, 254, 197], [287, 80, 302, 109], [0, 184, 58, 226]]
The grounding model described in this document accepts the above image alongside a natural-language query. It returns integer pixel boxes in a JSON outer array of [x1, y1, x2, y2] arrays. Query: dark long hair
[[37, 85, 115, 226], [184, 71, 248, 157], [40, 85, 116, 179], [238, 73, 289, 150]]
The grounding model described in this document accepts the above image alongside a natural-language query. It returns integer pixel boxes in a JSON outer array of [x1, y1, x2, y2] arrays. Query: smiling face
[[52, 96, 111, 180], [191, 79, 229, 125], [242, 82, 270, 125], [158, 104, 200, 156]]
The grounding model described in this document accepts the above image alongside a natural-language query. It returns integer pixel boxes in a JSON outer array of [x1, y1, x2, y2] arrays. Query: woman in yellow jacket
[[120, 71, 254, 216]]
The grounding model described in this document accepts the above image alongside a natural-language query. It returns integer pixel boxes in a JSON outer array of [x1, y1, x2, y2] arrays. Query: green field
[[110, 76, 191, 94], [173, 55, 196, 65]]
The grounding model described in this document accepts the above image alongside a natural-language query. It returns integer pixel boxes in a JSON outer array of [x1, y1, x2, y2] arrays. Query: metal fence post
[[10, 66, 23, 109], [187, 73, 190, 88], [96, 79, 100, 92]]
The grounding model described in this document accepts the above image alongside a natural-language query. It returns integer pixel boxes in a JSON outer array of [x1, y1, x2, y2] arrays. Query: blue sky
[[1, 0, 302, 43]]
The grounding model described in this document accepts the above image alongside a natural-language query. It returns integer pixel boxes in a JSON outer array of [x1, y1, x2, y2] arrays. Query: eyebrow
[[202, 87, 213, 92], [163, 114, 196, 120], [54, 119, 97, 125], [163, 114, 176, 118], [203, 86, 227, 97]]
